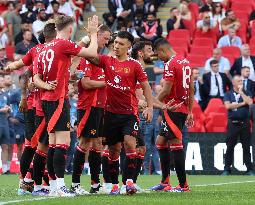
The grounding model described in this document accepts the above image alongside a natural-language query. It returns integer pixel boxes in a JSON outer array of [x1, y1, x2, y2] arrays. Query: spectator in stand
[[32, 8, 47, 40], [46, 0, 64, 19], [6, 2, 22, 45], [241, 66, 255, 97], [20, 1, 34, 23], [230, 44, 255, 81], [153, 59, 164, 85], [218, 27, 242, 48], [205, 48, 231, 76], [199, 0, 213, 13], [196, 11, 217, 32], [166, 7, 185, 34], [179, 0, 193, 22], [46, 0, 74, 17], [140, 12, 162, 43], [0, 45, 7, 72], [203, 59, 232, 105], [15, 30, 36, 60], [103, 12, 116, 31], [28, 0, 46, 23], [108, 0, 132, 23], [132, 0, 155, 19], [211, 2, 225, 32], [221, 9, 240, 32], [0, 75, 11, 174], [126, 19, 140, 39], [133, 11, 144, 35], [222, 75, 254, 176], [15, 19, 38, 45], [0, 15, 8, 47], [249, 10, 255, 27], [193, 67, 206, 110]]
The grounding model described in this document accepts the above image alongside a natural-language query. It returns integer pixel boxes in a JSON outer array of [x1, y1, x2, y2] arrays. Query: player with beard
[[87, 31, 154, 195], [70, 25, 111, 195], [33, 15, 99, 197], [150, 38, 194, 192]]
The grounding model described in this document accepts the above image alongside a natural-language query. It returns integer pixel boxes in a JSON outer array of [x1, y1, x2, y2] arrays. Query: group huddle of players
[[5, 15, 194, 197]]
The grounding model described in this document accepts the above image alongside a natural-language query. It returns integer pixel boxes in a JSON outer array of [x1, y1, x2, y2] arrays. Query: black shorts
[[35, 115, 49, 145], [159, 111, 187, 140], [77, 107, 104, 138], [103, 111, 139, 146], [24, 108, 36, 141], [42, 100, 70, 133], [136, 130, 145, 147]]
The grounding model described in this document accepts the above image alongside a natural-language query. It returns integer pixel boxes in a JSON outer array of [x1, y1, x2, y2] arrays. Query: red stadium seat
[[5, 46, 14, 61], [251, 21, 255, 37], [205, 113, 227, 132], [193, 29, 217, 45], [204, 98, 224, 117], [168, 29, 191, 42], [189, 46, 213, 58], [172, 47, 187, 57], [167, 38, 189, 50], [192, 38, 215, 48], [232, 3, 253, 15], [234, 11, 249, 22], [186, 54, 207, 68], [223, 54, 235, 66], [250, 46, 255, 56], [221, 46, 241, 59]]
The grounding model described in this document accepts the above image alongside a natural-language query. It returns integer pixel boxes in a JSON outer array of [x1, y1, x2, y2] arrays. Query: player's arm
[[224, 101, 245, 110], [140, 81, 153, 122], [188, 76, 194, 113], [81, 77, 105, 89], [70, 56, 82, 76], [77, 16, 99, 59], [157, 80, 173, 102], [34, 74, 57, 91], [5, 59, 25, 72]]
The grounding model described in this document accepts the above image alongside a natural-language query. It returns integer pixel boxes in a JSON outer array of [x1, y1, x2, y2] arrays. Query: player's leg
[[89, 137, 102, 193], [101, 145, 112, 192], [71, 137, 91, 195]]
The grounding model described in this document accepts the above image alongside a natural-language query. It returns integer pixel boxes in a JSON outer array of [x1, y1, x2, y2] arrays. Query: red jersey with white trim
[[163, 55, 192, 114], [36, 38, 82, 101], [22, 44, 44, 110], [98, 55, 148, 115], [77, 59, 106, 109]]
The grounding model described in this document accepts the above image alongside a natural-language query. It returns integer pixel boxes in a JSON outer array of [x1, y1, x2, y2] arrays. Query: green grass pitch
[[0, 175, 255, 205]]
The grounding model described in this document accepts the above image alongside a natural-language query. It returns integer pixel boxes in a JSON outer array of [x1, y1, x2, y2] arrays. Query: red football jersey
[[77, 59, 106, 109], [36, 38, 82, 101], [163, 55, 192, 114], [22, 44, 44, 110], [98, 55, 148, 115]]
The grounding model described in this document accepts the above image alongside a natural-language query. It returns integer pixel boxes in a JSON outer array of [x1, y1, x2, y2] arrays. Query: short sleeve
[[223, 92, 230, 102], [98, 55, 110, 69], [33, 54, 42, 76], [62, 40, 82, 56], [135, 62, 148, 83], [164, 61, 175, 82], [22, 48, 34, 66]]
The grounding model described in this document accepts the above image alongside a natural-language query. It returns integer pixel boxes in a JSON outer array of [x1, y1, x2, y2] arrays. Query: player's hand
[[87, 15, 98, 34], [4, 64, 13, 73], [28, 82, 35, 92], [1, 105, 11, 113], [185, 113, 194, 128], [19, 98, 28, 113], [143, 107, 153, 123], [45, 80, 58, 90], [9, 117, 19, 124]]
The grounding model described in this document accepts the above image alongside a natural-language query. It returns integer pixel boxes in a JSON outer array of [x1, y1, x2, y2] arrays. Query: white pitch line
[[193, 180, 255, 187], [1, 181, 255, 204]]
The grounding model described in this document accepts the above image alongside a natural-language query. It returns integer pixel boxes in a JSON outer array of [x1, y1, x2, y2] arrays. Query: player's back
[[164, 55, 192, 113]]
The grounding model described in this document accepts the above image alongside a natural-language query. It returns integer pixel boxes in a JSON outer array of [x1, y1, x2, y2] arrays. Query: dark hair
[[209, 59, 219, 66], [241, 66, 250, 70], [212, 2, 223, 16], [131, 41, 152, 59], [106, 33, 117, 48], [154, 38, 170, 50], [117, 31, 134, 45], [51, 0, 60, 6], [43, 22, 57, 40], [170, 7, 177, 12], [98, 25, 112, 34], [55, 15, 74, 31], [147, 12, 156, 18]]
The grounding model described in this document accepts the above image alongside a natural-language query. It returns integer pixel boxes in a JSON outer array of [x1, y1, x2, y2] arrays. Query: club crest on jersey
[[90, 129, 96, 135], [123, 67, 130, 73], [114, 75, 121, 84]]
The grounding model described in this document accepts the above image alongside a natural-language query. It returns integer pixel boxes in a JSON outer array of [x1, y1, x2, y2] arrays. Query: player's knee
[[123, 136, 136, 150], [37, 143, 48, 153], [109, 145, 121, 158], [169, 139, 183, 151], [91, 138, 102, 151], [138, 146, 146, 155]]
